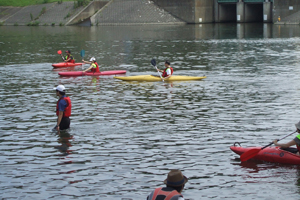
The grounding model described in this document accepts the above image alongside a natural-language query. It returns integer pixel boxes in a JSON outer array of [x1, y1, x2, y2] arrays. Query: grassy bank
[[0, 0, 74, 7]]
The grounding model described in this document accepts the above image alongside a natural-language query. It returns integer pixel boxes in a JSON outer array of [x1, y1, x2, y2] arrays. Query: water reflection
[[1, 24, 300, 66], [55, 130, 73, 157]]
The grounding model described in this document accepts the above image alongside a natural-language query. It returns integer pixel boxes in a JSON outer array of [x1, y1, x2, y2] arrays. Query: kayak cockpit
[[279, 147, 298, 154]]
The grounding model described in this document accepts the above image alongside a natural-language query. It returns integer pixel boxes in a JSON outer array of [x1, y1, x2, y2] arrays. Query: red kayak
[[58, 70, 126, 77], [230, 143, 300, 165], [52, 62, 84, 68]]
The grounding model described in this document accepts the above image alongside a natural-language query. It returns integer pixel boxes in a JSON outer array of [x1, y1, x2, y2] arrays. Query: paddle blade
[[240, 148, 261, 162], [80, 49, 85, 58], [151, 59, 156, 66], [57, 50, 62, 55]]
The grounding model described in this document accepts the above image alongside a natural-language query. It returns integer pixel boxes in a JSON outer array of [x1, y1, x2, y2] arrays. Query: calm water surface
[[1, 24, 300, 199]]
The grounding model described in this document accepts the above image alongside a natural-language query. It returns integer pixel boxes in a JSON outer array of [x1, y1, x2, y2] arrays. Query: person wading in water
[[146, 169, 188, 200], [53, 85, 71, 131]]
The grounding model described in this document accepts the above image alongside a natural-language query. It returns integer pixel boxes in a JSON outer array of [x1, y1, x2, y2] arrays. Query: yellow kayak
[[114, 75, 206, 82]]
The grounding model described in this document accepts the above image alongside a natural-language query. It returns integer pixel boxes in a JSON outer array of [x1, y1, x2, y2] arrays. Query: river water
[[1, 23, 300, 199]]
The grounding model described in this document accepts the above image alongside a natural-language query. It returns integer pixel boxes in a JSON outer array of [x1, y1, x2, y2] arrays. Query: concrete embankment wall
[[0, 2, 85, 26], [66, 1, 108, 25], [151, 0, 214, 24], [91, 0, 183, 25]]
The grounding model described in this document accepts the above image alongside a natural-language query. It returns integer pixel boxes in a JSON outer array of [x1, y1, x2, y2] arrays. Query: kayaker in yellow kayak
[[156, 60, 173, 80], [273, 121, 300, 155], [82, 57, 100, 73]]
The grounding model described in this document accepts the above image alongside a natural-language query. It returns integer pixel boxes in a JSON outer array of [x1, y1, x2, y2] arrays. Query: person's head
[[53, 85, 66, 96], [65, 50, 71, 55], [165, 60, 170, 67], [164, 169, 188, 193], [295, 121, 300, 133], [89, 57, 96, 63]]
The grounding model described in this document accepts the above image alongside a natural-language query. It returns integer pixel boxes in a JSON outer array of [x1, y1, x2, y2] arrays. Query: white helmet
[[89, 57, 96, 62]]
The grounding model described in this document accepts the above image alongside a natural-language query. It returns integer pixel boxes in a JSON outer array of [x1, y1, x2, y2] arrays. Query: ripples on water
[[1, 25, 300, 199]]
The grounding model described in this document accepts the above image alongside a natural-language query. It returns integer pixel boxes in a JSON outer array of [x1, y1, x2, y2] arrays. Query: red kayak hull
[[230, 146, 300, 165], [52, 63, 84, 68], [58, 70, 126, 76]]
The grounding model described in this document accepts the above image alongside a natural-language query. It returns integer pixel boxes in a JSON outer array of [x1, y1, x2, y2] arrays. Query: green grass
[[0, 0, 73, 7]]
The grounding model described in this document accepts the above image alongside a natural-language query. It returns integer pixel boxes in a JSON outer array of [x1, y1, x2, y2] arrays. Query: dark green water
[[1, 24, 300, 199]]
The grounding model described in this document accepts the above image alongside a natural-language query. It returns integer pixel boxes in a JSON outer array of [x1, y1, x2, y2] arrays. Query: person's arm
[[163, 74, 172, 80], [273, 140, 296, 148], [82, 60, 92, 64], [83, 64, 93, 72], [65, 55, 73, 62], [163, 68, 172, 80], [61, 54, 65, 61], [156, 68, 163, 73], [56, 111, 64, 130], [56, 99, 67, 130]]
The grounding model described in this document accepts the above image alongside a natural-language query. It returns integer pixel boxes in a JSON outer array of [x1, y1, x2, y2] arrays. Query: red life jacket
[[56, 96, 71, 117], [91, 62, 100, 73], [162, 67, 173, 77], [150, 187, 183, 200], [65, 55, 75, 63]]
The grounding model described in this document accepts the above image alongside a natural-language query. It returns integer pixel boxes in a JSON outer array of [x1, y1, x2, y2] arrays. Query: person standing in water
[[53, 85, 71, 131]]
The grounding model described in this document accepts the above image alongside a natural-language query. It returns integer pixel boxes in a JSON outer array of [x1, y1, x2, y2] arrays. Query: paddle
[[151, 59, 164, 82], [80, 49, 85, 69], [57, 50, 65, 61], [80, 49, 85, 60], [240, 131, 297, 162]]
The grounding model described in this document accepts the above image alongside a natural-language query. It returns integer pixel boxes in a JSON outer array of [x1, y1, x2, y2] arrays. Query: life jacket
[[91, 62, 100, 73], [65, 55, 75, 63], [149, 187, 183, 200], [162, 67, 173, 77], [56, 96, 71, 117], [296, 135, 300, 152]]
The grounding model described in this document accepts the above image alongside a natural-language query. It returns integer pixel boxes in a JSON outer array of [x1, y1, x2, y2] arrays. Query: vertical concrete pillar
[[236, 1, 245, 23], [263, 2, 272, 23], [214, 0, 220, 23]]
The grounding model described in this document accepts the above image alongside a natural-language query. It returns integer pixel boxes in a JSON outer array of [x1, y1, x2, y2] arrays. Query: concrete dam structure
[[76, 0, 300, 25], [0, 0, 300, 25], [153, 0, 300, 24]]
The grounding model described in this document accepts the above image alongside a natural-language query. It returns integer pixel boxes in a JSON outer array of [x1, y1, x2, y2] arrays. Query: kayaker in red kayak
[[156, 60, 173, 80], [64, 50, 75, 63], [82, 57, 100, 73], [146, 169, 188, 200], [273, 121, 300, 155], [53, 85, 71, 131]]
